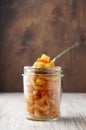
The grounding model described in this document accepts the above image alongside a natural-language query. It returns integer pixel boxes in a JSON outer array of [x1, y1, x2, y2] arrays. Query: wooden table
[[0, 93, 86, 130]]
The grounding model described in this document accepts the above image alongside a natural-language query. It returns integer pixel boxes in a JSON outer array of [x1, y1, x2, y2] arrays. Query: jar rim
[[24, 66, 62, 73]]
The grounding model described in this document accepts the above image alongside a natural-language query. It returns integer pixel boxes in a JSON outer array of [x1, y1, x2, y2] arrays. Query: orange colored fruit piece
[[33, 62, 45, 68], [41, 54, 50, 63], [36, 58, 43, 62], [44, 62, 55, 68], [36, 58, 49, 63]]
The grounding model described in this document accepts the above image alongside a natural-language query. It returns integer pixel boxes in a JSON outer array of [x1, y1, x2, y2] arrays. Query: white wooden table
[[0, 93, 86, 130]]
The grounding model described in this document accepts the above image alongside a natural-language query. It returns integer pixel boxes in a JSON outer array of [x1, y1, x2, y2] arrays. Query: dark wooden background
[[0, 0, 86, 92]]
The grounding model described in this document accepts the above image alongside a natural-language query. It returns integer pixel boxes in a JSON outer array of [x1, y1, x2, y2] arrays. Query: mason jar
[[22, 66, 63, 121]]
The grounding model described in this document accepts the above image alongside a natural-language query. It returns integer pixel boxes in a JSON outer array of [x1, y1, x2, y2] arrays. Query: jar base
[[25, 113, 60, 121]]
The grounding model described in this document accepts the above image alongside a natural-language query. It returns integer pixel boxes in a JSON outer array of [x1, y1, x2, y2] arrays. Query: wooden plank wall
[[0, 0, 86, 92]]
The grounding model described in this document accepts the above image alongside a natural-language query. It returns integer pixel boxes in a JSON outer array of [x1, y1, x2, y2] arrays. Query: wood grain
[[0, 93, 86, 130], [0, 0, 86, 92]]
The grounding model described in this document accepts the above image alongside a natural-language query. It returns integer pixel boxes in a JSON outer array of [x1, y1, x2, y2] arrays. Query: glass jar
[[22, 66, 63, 121]]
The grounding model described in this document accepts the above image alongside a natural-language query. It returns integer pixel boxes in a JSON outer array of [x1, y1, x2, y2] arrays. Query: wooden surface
[[0, 0, 86, 92], [0, 93, 86, 130]]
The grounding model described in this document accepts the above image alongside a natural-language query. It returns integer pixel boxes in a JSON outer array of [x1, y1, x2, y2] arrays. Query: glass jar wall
[[22, 66, 63, 121]]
